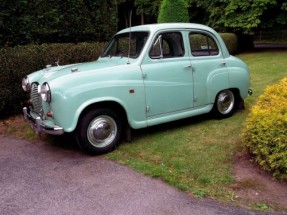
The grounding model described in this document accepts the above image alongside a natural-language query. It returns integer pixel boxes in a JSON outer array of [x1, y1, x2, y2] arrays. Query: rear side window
[[150, 32, 185, 59], [189, 33, 219, 57]]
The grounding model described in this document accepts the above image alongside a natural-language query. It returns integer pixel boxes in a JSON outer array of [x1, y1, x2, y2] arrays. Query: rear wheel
[[212, 89, 236, 118], [76, 108, 122, 155]]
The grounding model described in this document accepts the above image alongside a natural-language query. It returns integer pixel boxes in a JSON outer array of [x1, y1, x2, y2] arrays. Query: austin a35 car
[[22, 23, 251, 154]]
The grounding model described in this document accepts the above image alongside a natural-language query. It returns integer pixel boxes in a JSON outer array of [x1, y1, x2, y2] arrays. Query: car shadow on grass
[[130, 113, 213, 142], [46, 113, 213, 154]]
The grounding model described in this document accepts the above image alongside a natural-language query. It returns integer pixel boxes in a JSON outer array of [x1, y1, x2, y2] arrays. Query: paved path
[[0, 135, 271, 215]]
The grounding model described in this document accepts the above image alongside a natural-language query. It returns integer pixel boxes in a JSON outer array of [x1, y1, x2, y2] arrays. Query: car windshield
[[102, 31, 149, 59]]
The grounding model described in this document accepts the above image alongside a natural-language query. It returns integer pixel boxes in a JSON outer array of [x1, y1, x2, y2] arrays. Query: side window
[[149, 32, 184, 59], [189, 33, 219, 57]]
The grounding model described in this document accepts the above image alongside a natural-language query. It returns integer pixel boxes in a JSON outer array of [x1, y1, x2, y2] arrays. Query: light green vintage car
[[22, 23, 252, 154]]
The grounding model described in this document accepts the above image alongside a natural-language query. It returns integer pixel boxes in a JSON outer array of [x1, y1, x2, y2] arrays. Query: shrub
[[220, 33, 238, 54], [0, 1, 118, 46], [158, 0, 189, 23], [0, 42, 107, 117], [242, 77, 287, 180]]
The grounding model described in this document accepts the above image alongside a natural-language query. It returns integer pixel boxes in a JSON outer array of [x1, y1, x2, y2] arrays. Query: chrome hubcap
[[217, 90, 235, 114], [87, 115, 117, 148]]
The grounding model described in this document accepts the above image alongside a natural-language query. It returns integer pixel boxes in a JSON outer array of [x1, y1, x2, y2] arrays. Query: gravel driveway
[[0, 135, 271, 215]]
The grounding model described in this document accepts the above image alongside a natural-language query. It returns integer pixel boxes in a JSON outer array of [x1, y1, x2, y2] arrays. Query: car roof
[[117, 23, 217, 35]]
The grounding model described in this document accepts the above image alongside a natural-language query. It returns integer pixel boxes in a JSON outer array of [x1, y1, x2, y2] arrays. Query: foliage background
[[0, 0, 286, 47]]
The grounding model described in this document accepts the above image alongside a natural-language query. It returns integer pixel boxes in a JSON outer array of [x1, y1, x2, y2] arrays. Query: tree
[[134, 0, 161, 24], [117, 0, 160, 27], [189, 0, 287, 34], [118, 0, 134, 28], [188, 0, 287, 49], [220, 0, 286, 34], [158, 0, 189, 23]]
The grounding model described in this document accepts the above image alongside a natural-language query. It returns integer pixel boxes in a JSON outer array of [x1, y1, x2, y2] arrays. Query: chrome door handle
[[184, 65, 192, 68], [184, 65, 195, 72]]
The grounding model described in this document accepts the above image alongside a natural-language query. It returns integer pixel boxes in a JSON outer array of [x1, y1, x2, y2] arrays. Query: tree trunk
[[141, 12, 144, 25]]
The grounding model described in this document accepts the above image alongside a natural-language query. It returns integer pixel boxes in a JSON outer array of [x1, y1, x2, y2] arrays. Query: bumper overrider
[[23, 107, 64, 135]]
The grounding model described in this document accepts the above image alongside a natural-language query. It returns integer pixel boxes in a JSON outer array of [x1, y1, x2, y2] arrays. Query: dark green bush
[[219, 33, 238, 54], [0, 1, 118, 46], [157, 0, 189, 23], [0, 42, 107, 117], [242, 77, 287, 180]]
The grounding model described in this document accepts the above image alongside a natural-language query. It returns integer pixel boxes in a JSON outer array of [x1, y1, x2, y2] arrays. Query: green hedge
[[242, 77, 287, 180], [0, 42, 106, 118], [220, 33, 238, 54]]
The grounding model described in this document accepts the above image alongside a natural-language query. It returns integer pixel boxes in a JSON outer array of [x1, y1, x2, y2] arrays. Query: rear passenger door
[[187, 31, 229, 107]]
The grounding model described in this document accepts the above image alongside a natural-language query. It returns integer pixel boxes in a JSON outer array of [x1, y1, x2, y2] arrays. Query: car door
[[141, 31, 194, 118], [187, 31, 229, 107]]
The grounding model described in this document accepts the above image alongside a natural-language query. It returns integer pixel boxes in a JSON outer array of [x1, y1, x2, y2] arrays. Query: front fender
[[50, 82, 147, 132]]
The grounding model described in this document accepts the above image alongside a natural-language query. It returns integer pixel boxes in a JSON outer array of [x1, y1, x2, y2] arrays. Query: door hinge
[[142, 72, 147, 79]]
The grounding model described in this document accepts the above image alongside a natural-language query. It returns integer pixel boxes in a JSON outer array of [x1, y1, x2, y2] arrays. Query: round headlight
[[40, 82, 51, 103], [22, 77, 31, 92]]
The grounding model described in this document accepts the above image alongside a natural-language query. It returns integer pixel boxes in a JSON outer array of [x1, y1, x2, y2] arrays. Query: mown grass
[[108, 112, 246, 199], [1, 50, 287, 206]]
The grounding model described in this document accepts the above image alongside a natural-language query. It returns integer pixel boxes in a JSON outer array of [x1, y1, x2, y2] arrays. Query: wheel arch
[[228, 88, 244, 109], [214, 88, 242, 108], [211, 88, 243, 119], [77, 101, 128, 130]]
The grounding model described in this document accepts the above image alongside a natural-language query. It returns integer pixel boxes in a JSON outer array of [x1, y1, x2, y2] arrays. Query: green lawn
[[107, 50, 287, 200], [1, 50, 287, 208]]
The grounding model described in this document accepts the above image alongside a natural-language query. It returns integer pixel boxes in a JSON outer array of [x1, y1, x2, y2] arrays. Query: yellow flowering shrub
[[242, 77, 287, 179]]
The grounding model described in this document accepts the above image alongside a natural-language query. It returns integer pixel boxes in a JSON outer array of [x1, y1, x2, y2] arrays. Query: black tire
[[76, 108, 122, 155], [212, 89, 236, 119]]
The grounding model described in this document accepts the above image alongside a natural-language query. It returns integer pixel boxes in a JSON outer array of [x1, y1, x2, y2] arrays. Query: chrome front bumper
[[23, 107, 64, 135]]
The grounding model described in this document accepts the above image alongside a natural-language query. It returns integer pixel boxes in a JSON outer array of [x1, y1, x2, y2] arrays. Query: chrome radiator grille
[[31, 83, 42, 114]]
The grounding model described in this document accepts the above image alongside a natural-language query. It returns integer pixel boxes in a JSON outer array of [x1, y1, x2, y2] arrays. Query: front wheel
[[76, 108, 122, 155], [212, 89, 236, 119]]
